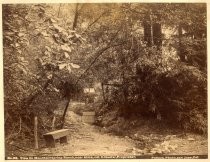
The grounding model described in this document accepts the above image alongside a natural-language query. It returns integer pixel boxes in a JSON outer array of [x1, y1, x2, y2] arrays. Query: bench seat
[[43, 129, 69, 148]]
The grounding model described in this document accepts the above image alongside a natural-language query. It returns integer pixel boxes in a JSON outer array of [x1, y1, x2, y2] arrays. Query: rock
[[163, 148, 170, 154], [150, 148, 162, 154], [201, 141, 206, 145], [9, 141, 14, 144], [165, 135, 171, 140], [125, 148, 133, 153], [157, 149, 162, 154], [132, 148, 137, 155], [141, 135, 149, 140], [125, 136, 129, 139], [171, 135, 176, 138], [147, 152, 154, 156], [150, 147, 159, 152], [134, 133, 138, 137], [142, 148, 149, 154], [136, 149, 144, 154], [164, 145, 169, 150], [187, 137, 195, 141], [161, 141, 170, 146], [150, 150, 157, 154], [153, 136, 159, 140], [176, 133, 186, 138], [165, 135, 177, 140], [168, 144, 178, 150], [155, 144, 160, 147]]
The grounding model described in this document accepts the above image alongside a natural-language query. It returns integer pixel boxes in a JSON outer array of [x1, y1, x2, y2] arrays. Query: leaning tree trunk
[[61, 96, 71, 128]]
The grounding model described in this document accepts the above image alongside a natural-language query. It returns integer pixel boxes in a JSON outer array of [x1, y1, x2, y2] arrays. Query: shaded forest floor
[[6, 107, 208, 157]]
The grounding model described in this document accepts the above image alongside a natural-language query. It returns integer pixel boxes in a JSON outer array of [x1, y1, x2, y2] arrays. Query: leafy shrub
[[107, 45, 207, 133], [3, 4, 84, 140]]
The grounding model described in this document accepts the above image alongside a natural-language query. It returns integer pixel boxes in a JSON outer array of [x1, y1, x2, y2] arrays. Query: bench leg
[[60, 136, 68, 144], [44, 136, 56, 148]]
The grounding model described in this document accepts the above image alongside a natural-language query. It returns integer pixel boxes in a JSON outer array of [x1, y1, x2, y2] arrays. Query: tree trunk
[[178, 24, 185, 61], [72, 3, 79, 30], [144, 11, 162, 48], [57, 4, 62, 17], [152, 13, 162, 49], [61, 97, 71, 128], [143, 13, 152, 47], [149, 11, 154, 46], [34, 116, 38, 149]]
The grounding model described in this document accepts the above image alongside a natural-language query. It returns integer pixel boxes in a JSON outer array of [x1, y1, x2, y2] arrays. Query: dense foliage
[[3, 4, 84, 141], [75, 3, 207, 133], [3, 3, 207, 146]]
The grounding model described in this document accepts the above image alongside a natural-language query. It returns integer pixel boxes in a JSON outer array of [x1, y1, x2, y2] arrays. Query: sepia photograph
[[2, 2, 208, 160]]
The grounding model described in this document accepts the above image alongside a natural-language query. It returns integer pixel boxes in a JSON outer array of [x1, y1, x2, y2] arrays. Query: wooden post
[[34, 116, 38, 149], [101, 82, 106, 103], [52, 116, 56, 131]]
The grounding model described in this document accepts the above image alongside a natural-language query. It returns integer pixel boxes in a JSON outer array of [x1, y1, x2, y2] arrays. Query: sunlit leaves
[[53, 24, 64, 32], [70, 63, 80, 69], [61, 44, 72, 53], [64, 52, 70, 59]]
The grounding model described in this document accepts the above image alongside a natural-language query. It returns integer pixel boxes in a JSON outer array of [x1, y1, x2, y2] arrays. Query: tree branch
[[76, 42, 125, 84], [61, 26, 124, 128], [84, 11, 108, 33]]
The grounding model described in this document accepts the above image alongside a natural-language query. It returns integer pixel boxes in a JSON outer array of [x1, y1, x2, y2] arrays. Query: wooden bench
[[43, 129, 69, 148]]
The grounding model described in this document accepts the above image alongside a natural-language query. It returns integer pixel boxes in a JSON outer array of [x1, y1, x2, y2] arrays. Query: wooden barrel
[[82, 111, 95, 124]]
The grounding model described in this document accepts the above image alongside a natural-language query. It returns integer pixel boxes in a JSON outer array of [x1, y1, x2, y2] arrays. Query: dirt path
[[38, 111, 135, 156], [19, 110, 207, 157]]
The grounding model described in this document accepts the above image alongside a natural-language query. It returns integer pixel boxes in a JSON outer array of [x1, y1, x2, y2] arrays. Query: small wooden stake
[[52, 116, 56, 130], [101, 83, 106, 102], [34, 116, 38, 149]]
